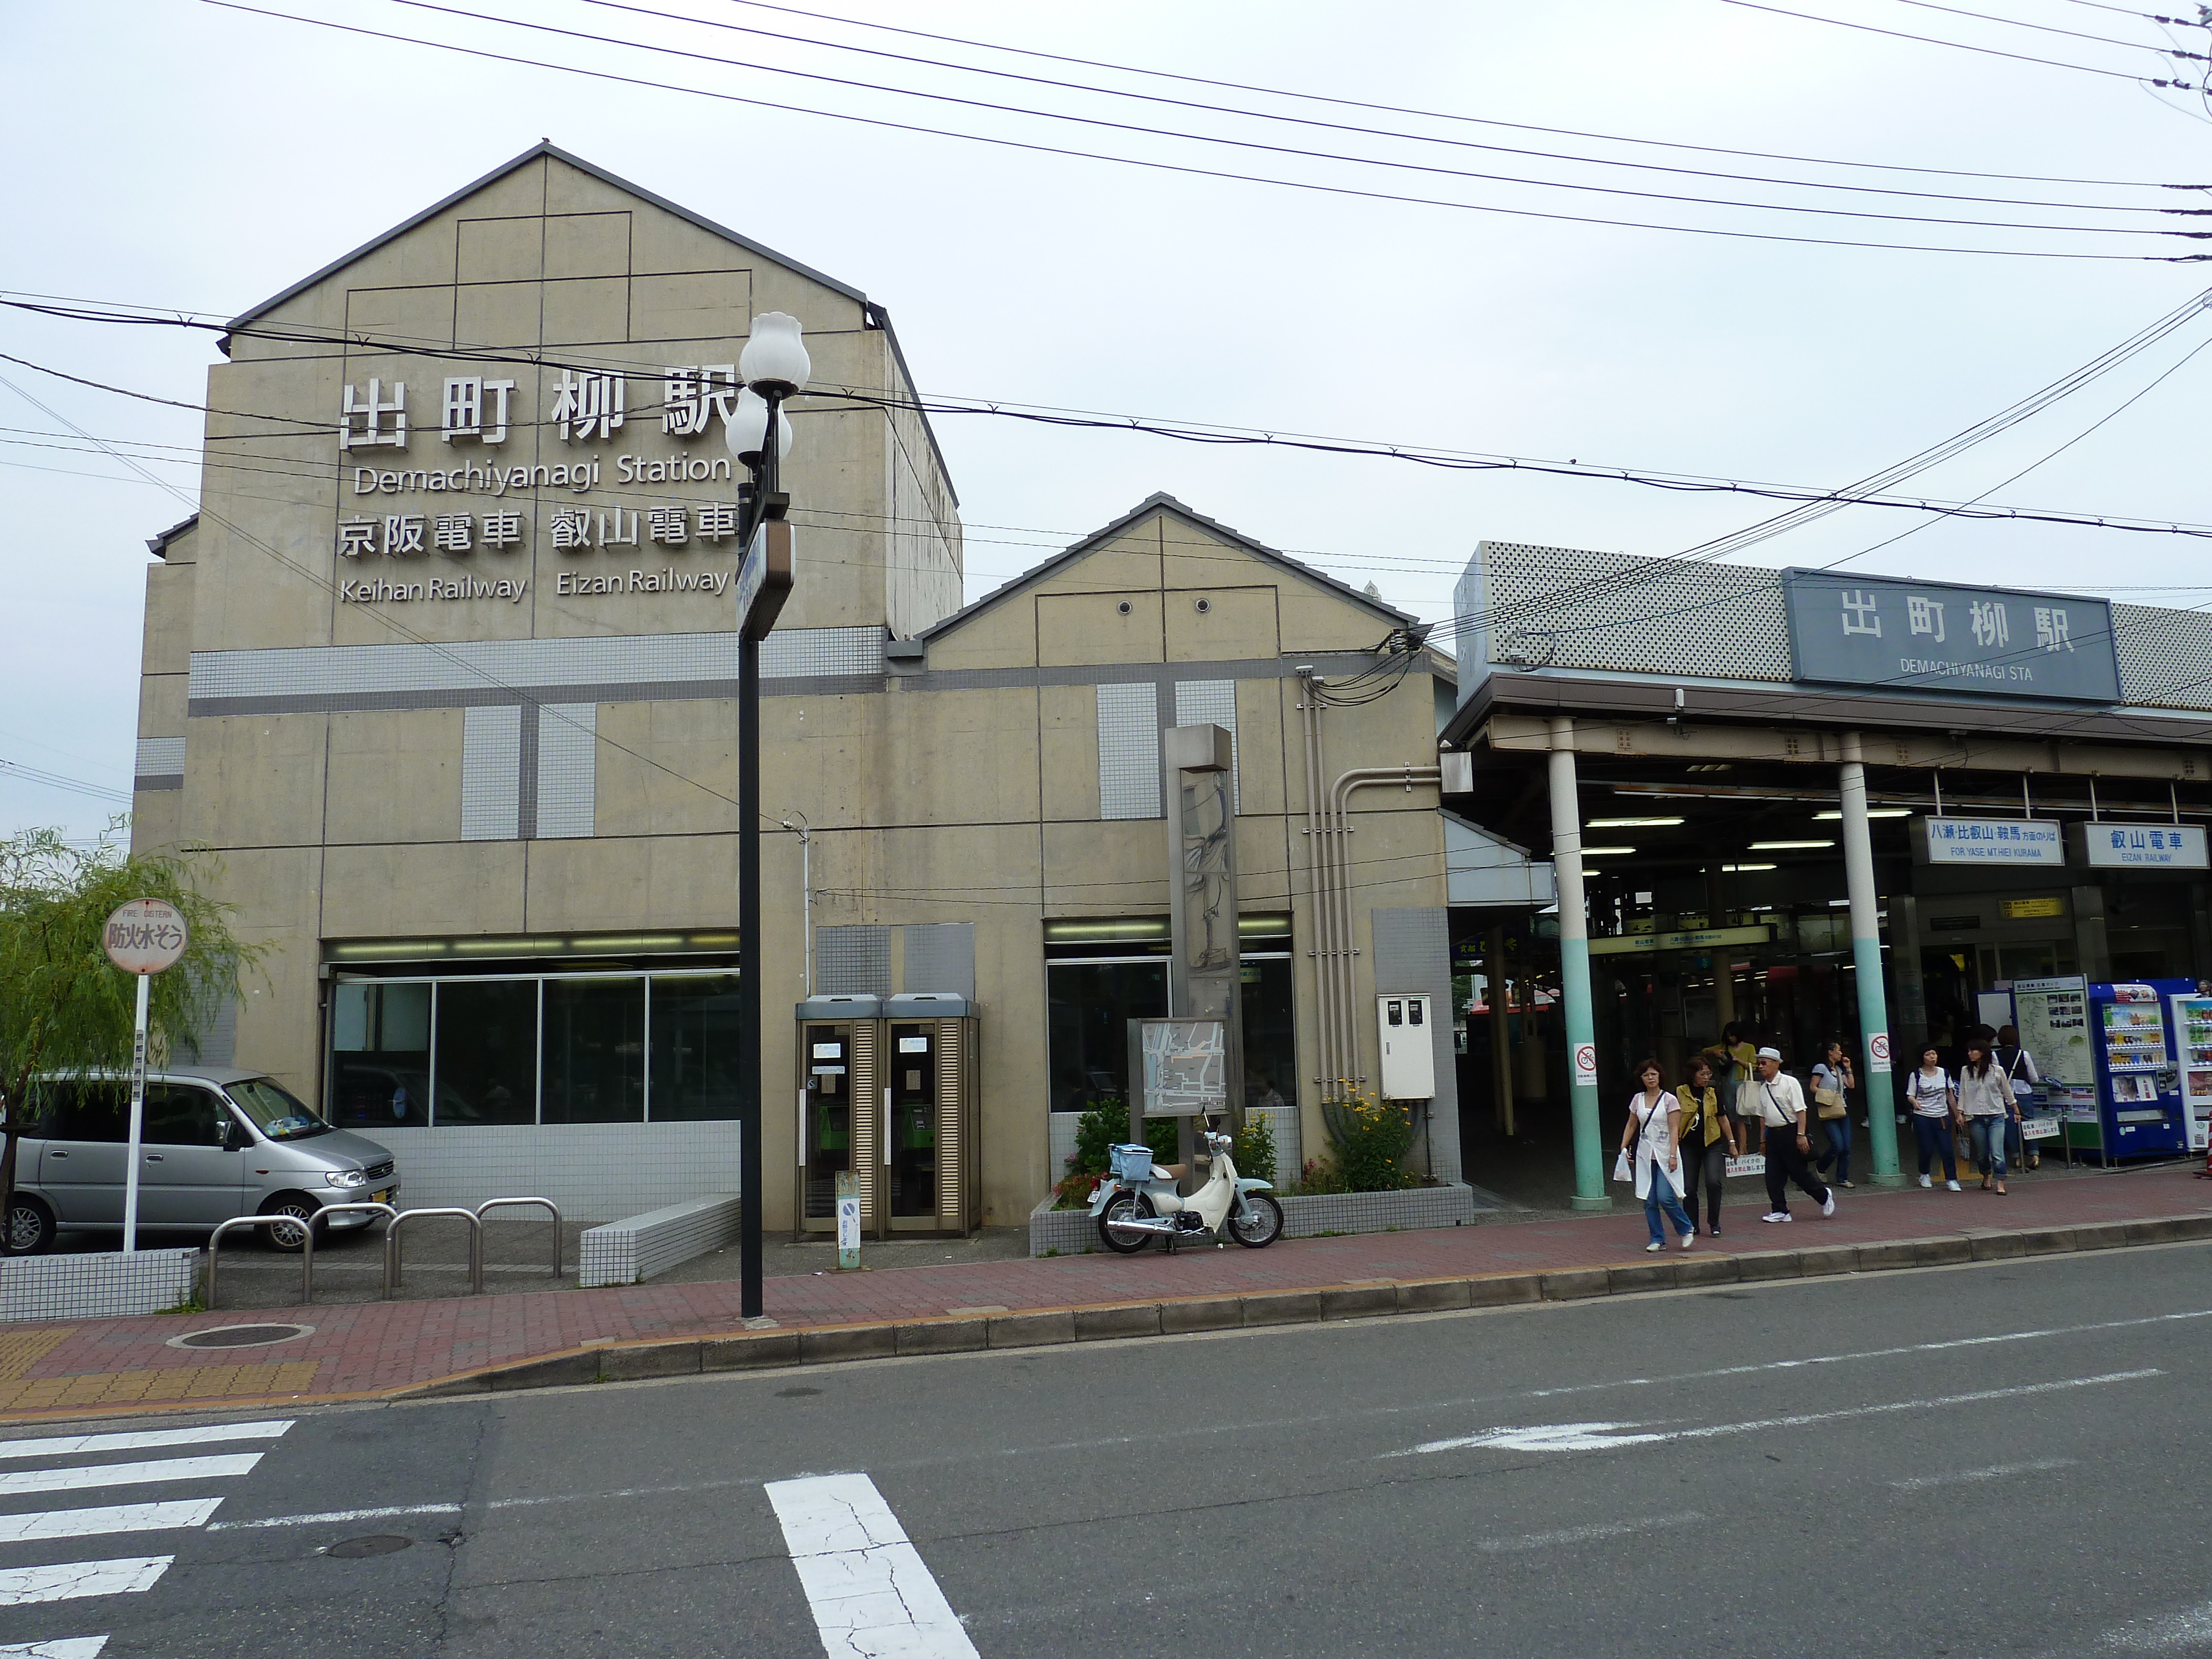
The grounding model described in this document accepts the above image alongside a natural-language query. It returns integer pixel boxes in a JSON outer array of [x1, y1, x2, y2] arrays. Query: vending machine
[[2169, 988, 2212, 1153], [2085, 980, 2193, 1160]]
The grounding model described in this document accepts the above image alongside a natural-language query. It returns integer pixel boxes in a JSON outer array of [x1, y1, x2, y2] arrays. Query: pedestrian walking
[[1810, 1039, 1856, 1188], [1674, 1053, 1737, 1238], [1905, 1044, 1961, 1190], [1750, 1046, 1835, 1223], [1619, 1058, 1695, 1252], [1957, 1035, 2017, 1195], [1721, 1022, 1764, 1161], [1994, 1024, 2042, 1172]]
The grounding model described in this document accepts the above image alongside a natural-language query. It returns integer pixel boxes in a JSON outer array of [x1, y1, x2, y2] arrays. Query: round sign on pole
[[103, 899, 189, 975], [1573, 1042, 1598, 1086]]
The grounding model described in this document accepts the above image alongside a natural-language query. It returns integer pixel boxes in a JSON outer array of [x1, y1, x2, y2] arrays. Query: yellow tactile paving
[[0, 1328, 78, 1383], [0, 1359, 321, 1412]]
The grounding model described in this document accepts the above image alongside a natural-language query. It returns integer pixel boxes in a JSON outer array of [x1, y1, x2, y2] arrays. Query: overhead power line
[[1882, 0, 2207, 56], [1719, 0, 2203, 85], [717, 0, 2195, 188], [556, 0, 2197, 216], [0, 758, 134, 807], [197, 2, 2209, 260]]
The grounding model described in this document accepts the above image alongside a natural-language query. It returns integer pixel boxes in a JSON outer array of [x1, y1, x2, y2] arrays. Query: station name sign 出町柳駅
[[1781, 571, 2121, 703], [326, 367, 753, 589]]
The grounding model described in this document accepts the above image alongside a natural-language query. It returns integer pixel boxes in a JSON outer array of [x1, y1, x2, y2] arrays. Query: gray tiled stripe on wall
[[1368, 905, 1462, 1185], [818, 925, 893, 996], [460, 705, 522, 841], [133, 735, 185, 792], [536, 702, 597, 839], [1173, 679, 1240, 813], [1097, 682, 1161, 820]]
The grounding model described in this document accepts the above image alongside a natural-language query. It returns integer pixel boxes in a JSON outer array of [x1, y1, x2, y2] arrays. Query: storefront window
[[430, 980, 539, 1126], [329, 982, 431, 1129], [649, 974, 741, 1120], [1046, 954, 1297, 1113], [1241, 958, 1296, 1112], [542, 978, 646, 1124]]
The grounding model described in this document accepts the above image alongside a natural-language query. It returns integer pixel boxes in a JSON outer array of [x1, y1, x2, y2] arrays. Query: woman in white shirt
[[1905, 1044, 1961, 1191], [1618, 1058, 1695, 1253], [1957, 1035, 2019, 1194]]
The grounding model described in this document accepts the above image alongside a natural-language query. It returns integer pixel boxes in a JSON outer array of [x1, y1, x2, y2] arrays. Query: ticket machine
[[795, 992, 979, 1239]]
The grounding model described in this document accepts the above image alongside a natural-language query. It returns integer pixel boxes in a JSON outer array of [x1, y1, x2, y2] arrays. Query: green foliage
[[0, 826, 265, 1249], [1291, 1091, 1416, 1194], [1230, 1110, 1277, 1185], [1055, 1102, 1181, 1208]]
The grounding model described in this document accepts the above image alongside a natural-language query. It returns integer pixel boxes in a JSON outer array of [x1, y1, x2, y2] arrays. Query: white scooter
[[1088, 1126, 1284, 1253]]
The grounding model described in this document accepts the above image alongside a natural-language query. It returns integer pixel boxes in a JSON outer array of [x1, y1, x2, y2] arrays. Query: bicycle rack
[[476, 1197, 563, 1281], [311, 1202, 398, 1301], [205, 1214, 314, 1311], [384, 1207, 483, 1298]]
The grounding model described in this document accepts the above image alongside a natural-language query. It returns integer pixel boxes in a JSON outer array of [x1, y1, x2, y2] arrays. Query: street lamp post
[[726, 314, 805, 1320]]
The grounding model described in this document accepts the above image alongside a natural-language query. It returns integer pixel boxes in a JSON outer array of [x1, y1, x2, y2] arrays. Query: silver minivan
[[6, 1066, 399, 1254]]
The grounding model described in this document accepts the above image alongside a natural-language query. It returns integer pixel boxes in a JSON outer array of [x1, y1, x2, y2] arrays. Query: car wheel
[[6, 1196, 55, 1256], [258, 1193, 321, 1253]]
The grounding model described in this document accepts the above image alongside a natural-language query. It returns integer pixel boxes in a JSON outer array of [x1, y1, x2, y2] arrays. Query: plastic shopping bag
[[1611, 1149, 1632, 1184]]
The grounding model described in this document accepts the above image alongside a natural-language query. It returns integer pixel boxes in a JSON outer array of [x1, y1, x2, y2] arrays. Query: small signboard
[[2020, 1117, 2062, 1140], [2002, 896, 2065, 920], [1782, 570, 2120, 703], [736, 519, 794, 641], [1131, 1018, 1228, 1117], [2071, 822, 2210, 870], [1725, 1154, 1768, 1178], [102, 899, 187, 975], [1915, 817, 2066, 866]]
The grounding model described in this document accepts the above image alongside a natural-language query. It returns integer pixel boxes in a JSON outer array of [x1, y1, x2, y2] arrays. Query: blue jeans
[[1818, 1116, 1851, 1185], [1968, 1115, 2009, 1180], [1913, 1113, 1957, 1181], [1644, 1172, 1694, 1245]]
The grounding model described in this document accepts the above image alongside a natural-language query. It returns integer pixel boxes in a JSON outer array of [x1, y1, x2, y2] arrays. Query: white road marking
[[208, 1501, 461, 1532], [0, 1558, 171, 1607], [1891, 1457, 2077, 1491], [1394, 1368, 2162, 1457], [0, 1454, 263, 1498], [0, 1422, 290, 1462], [1477, 1511, 1702, 1553], [0, 1500, 223, 1543], [766, 1473, 980, 1659], [2100, 1598, 2212, 1650], [0, 1639, 110, 1657]]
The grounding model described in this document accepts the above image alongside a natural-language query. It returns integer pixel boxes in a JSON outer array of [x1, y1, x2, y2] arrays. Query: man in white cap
[[1751, 1046, 1837, 1223]]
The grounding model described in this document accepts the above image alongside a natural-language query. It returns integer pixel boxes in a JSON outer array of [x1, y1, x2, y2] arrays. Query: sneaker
[[1679, 1232, 1695, 1250], [1761, 1211, 1793, 1223], [1709, 1225, 1722, 1238], [1919, 1175, 1933, 1188], [1646, 1240, 1666, 1253], [1840, 1180, 1856, 1190], [1821, 1191, 1838, 1218], [1947, 1180, 1963, 1192]]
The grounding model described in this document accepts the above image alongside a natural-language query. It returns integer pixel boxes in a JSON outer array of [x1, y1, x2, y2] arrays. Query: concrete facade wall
[[129, 147, 1452, 1233]]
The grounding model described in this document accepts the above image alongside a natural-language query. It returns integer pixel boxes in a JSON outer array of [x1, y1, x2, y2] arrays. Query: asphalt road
[[7, 1244, 2212, 1657]]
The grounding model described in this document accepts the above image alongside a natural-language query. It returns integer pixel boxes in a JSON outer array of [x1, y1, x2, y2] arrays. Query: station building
[[129, 143, 1467, 1231]]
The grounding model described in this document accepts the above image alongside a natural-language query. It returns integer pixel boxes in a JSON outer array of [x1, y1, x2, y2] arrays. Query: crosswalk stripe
[[0, 1422, 290, 1464], [765, 1473, 979, 1659], [0, 1558, 170, 1608], [0, 1639, 110, 1656], [0, 1501, 223, 1544], [0, 1455, 262, 1499]]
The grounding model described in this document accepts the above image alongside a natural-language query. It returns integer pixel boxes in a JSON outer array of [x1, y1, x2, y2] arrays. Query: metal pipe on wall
[[1327, 766, 1442, 1091], [1297, 672, 1334, 1097]]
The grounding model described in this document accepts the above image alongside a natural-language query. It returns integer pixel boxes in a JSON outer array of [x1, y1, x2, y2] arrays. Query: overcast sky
[[6, 0, 2212, 842]]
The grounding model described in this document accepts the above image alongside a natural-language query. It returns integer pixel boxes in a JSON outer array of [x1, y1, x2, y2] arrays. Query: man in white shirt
[[1750, 1046, 1837, 1223]]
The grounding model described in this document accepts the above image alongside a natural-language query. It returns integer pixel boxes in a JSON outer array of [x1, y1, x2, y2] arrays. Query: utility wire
[[363, 0, 2188, 239], [718, 0, 2196, 188], [1719, 0, 2200, 85], [198, 2, 2204, 260], [560, 0, 2197, 216], [1882, 0, 2206, 56], [0, 759, 134, 807]]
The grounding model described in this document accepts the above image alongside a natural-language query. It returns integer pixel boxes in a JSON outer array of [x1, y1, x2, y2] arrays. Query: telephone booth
[[795, 994, 881, 1238], [796, 992, 979, 1238]]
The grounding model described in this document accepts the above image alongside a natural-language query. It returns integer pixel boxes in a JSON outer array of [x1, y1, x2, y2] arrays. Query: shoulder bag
[[1813, 1067, 1848, 1120]]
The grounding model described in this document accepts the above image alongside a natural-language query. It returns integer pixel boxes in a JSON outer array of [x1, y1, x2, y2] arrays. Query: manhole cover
[[166, 1323, 315, 1351], [326, 1535, 413, 1558]]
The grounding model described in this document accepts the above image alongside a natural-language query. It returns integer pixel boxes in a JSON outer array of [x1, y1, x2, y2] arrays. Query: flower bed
[[1028, 1181, 1486, 1257]]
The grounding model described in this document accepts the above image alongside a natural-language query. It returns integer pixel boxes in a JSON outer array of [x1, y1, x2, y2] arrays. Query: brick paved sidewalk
[[3, 1162, 2209, 1422]]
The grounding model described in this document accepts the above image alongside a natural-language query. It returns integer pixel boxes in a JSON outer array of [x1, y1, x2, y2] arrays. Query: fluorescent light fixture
[[1579, 846, 1636, 856], [1812, 808, 1912, 820], [1721, 862, 1777, 872], [1749, 839, 1836, 851], [1588, 816, 1684, 828]]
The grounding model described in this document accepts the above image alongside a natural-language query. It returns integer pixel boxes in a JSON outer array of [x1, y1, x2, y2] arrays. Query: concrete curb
[[385, 1212, 2212, 1402]]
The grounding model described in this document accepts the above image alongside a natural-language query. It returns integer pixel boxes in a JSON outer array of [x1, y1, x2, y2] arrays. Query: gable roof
[[917, 492, 1417, 642], [145, 514, 198, 560], [218, 142, 955, 505]]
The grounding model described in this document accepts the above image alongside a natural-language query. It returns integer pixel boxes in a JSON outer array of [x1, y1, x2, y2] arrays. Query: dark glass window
[[143, 1083, 228, 1146], [329, 981, 431, 1129], [649, 975, 740, 1121], [436, 980, 538, 1125], [45, 1081, 128, 1142], [1047, 961, 1166, 1114], [1241, 957, 1297, 1112], [542, 978, 645, 1124]]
